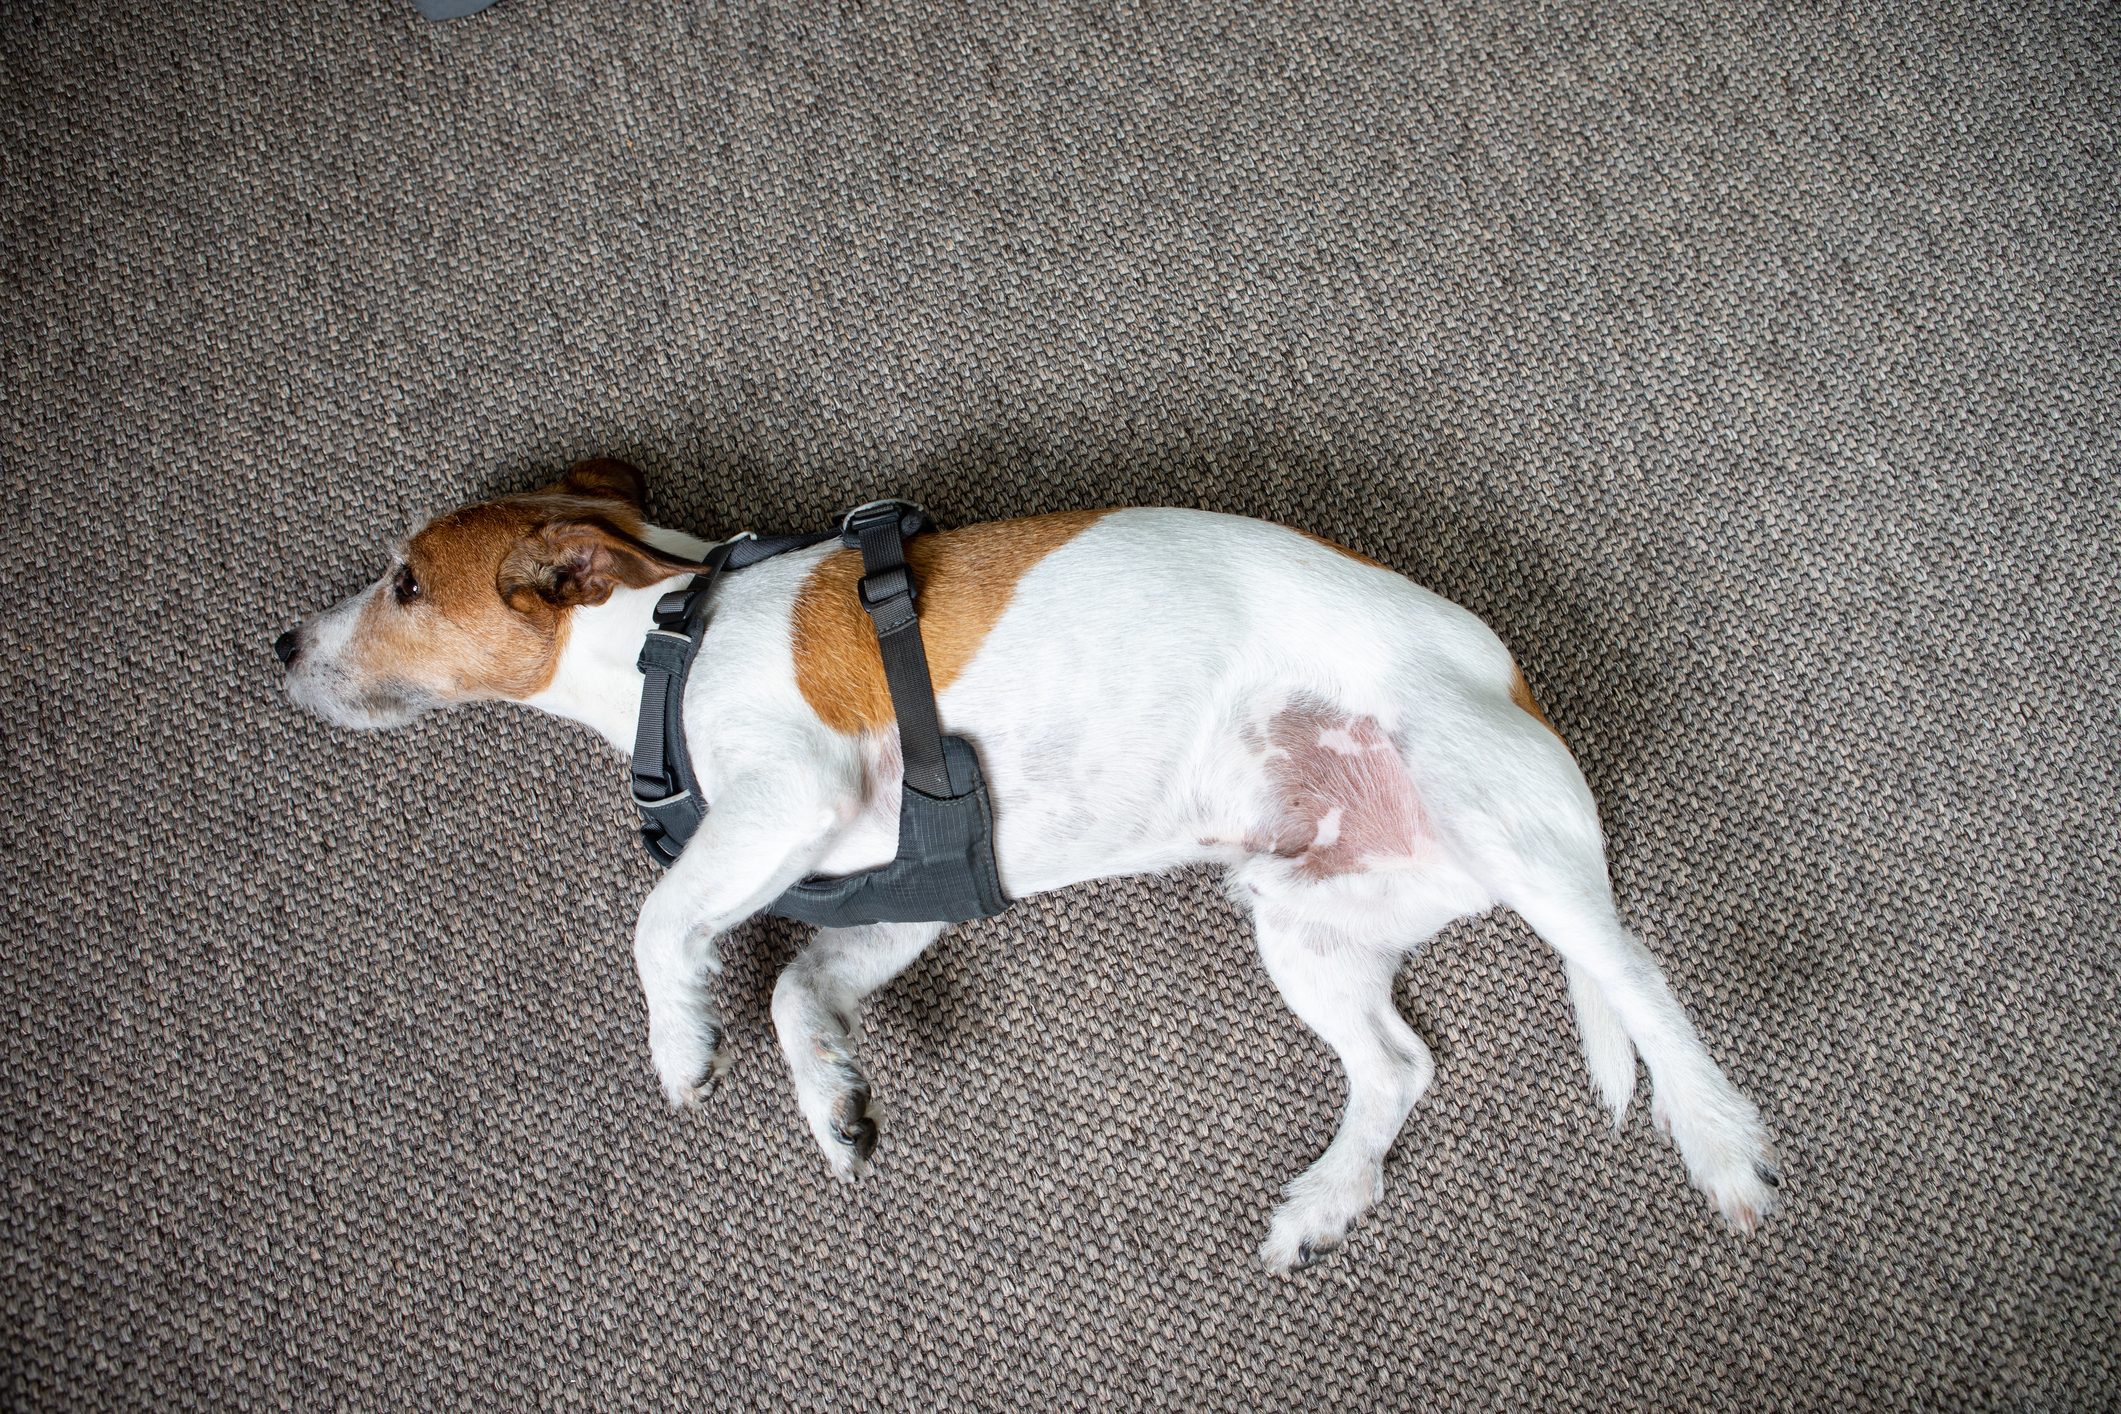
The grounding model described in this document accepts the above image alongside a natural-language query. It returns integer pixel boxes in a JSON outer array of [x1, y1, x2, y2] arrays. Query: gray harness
[[631, 500, 1011, 928]]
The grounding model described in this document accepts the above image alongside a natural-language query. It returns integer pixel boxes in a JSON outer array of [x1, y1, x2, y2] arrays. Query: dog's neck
[[523, 526, 715, 755]]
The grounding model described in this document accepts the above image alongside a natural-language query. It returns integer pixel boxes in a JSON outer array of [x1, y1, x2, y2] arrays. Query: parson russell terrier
[[275, 458, 1777, 1269]]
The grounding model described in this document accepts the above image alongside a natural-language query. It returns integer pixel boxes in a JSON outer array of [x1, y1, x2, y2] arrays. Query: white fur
[[289, 506, 1777, 1269], [524, 526, 715, 749]]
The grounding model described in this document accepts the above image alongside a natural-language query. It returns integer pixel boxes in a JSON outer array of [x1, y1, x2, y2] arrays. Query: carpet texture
[[4, 0, 2117, 1407]]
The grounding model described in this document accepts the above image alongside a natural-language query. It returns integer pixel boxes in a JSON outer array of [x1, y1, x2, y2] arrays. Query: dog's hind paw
[[1257, 1161, 1385, 1274], [1707, 1157, 1782, 1235], [1661, 1089, 1780, 1234]]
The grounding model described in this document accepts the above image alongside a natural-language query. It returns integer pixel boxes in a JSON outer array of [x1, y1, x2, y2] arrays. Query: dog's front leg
[[772, 921, 947, 1178], [633, 774, 840, 1108]]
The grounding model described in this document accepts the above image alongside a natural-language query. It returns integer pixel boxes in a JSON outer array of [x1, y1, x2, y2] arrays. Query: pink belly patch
[[1248, 697, 1427, 879]]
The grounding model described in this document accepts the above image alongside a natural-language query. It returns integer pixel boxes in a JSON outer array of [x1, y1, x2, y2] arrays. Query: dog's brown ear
[[499, 518, 693, 610], [554, 457, 647, 508]]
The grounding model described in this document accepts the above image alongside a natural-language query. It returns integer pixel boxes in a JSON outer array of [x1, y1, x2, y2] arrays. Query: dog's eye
[[392, 566, 423, 606]]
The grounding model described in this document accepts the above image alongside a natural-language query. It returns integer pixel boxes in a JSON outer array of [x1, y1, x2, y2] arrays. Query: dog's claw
[[832, 1084, 879, 1164], [1758, 1163, 1781, 1189], [688, 1031, 732, 1096], [1292, 1238, 1340, 1270], [838, 1116, 879, 1161], [674, 1026, 729, 1095]]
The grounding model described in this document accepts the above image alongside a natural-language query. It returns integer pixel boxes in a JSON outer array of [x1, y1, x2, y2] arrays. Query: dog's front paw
[[649, 1014, 731, 1110], [826, 1077, 880, 1180], [798, 1034, 880, 1180]]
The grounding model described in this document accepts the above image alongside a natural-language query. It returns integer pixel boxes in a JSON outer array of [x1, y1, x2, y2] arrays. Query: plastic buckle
[[841, 498, 922, 538], [835, 498, 928, 542]]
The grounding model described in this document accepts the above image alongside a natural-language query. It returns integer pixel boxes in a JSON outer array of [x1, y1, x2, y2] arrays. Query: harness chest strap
[[632, 527, 848, 862], [629, 501, 1010, 927]]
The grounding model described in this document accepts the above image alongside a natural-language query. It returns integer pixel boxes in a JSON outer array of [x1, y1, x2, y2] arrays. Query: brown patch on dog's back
[[792, 510, 1114, 733], [1296, 529, 1392, 572], [1510, 664, 1568, 749]]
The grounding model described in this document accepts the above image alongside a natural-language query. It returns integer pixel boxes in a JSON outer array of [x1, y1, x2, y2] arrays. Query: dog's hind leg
[[1418, 687, 1778, 1229], [772, 921, 946, 1179], [1248, 901, 1436, 1273], [1508, 881, 1780, 1231]]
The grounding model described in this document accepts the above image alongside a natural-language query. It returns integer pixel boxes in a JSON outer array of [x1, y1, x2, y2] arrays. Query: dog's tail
[[1565, 958, 1637, 1125]]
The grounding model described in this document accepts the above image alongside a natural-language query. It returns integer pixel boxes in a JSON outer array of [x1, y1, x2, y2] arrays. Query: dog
[[275, 458, 1777, 1269]]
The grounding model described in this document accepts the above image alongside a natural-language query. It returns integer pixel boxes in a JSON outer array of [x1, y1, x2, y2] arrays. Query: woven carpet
[[4, 0, 2117, 1407]]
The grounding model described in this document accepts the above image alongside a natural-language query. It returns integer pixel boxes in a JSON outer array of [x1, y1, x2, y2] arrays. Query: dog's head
[[276, 458, 697, 728]]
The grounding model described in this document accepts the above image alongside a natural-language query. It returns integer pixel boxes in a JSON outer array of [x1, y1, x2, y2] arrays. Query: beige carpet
[[4, 0, 2117, 1406]]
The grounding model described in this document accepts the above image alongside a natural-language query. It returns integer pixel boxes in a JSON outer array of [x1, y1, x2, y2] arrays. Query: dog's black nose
[[273, 629, 301, 667]]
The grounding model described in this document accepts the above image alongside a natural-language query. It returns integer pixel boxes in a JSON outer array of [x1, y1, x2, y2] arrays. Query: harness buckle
[[843, 499, 928, 625], [841, 499, 925, 539]]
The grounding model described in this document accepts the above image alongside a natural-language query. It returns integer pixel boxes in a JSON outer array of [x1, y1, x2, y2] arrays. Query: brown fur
[[1510, 665, 1567, 748], [791, 510, 1115, 734], [1296, 529, 1392, 572]]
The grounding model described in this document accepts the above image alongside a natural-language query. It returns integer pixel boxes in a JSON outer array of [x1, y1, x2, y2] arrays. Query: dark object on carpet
[[3, 0, 2116, 1408], [411, 0, 502, 20]]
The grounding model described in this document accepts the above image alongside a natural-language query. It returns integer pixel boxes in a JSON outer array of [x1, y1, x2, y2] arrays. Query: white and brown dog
[[277, 458, 1777, 1269]]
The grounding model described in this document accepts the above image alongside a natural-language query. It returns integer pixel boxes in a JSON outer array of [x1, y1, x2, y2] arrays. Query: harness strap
[[630, 540, 731, 867], [629, 514, 942, 865], [842, 501, 953, 797], [726, 529, 837, 569], [629, 503, 1010, 927]]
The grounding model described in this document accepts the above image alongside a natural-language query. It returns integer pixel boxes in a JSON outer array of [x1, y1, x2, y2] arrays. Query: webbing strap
[[725, 529, 836, 569], [630, 536, 750, 867], [843, 501, 953, 797], [629, 526, 842, 867]]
